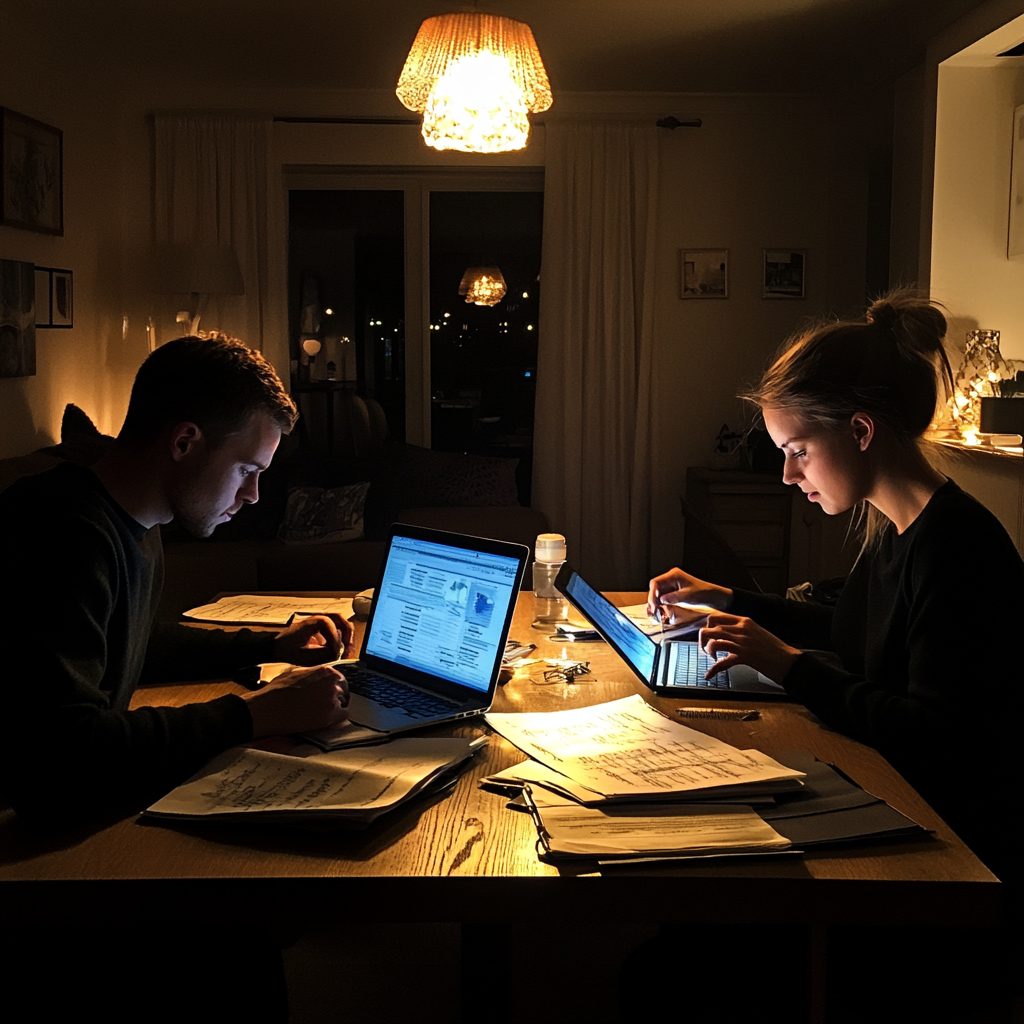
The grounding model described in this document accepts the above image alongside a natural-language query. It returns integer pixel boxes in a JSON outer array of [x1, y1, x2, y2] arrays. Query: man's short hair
[[120, 334, 298, 445]]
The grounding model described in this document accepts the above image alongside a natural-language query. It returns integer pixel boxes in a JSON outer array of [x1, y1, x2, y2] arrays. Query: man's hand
[[273, 614, 355, 665], [647, 567, 733, 625], [698, 612, 800, 684], [242, 665, 350, 738]]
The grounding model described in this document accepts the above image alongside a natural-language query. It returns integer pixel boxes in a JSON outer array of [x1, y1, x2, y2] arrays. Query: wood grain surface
[[0, 593, 1001, 930]]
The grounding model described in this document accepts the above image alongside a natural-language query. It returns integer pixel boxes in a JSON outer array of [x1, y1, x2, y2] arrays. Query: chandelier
[[458, 267, 507, 306], [396, 11, 552, 154]]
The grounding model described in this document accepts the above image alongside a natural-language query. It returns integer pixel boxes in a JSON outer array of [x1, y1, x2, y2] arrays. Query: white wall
[[931, 60, 1024, 357], [0, 4, 132, 455], [647, 95, 869, 576]]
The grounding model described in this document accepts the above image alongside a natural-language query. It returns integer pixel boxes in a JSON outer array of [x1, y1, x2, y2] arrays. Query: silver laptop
[[555, 564, 787, 699], [342, 525, 529, 733]]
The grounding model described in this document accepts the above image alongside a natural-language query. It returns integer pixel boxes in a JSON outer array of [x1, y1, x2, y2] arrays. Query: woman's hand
[[647, 567, 733, 626], [699, 612, 800, 684]]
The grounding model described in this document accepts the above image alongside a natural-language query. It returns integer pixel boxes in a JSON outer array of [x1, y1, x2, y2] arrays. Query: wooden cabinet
[[685, 468, 795, 596]]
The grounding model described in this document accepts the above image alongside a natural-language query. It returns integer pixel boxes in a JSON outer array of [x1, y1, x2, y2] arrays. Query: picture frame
[[34, 265, 73, 328], [680, 249, 728, 298], [0, 258, 37, 378], [1, 107, 63, 235], [1008, 104, 1024, 259], [763, 250, 805, 299]]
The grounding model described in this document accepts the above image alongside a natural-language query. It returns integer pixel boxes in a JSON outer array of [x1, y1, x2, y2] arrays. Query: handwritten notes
[[145, 736, 485, 825], [485, 695, 803, 798], [184, 594, 355, 627]]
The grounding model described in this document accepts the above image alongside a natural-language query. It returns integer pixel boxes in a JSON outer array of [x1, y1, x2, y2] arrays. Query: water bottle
[[532, 533, 568, 630]]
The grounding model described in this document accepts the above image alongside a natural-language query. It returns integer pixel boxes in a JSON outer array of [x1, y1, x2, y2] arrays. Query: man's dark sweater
[[732, 479, 1022, 878], [0, 462, 276, 818]]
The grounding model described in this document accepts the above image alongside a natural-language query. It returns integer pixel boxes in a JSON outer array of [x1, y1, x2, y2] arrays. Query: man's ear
[[168, 422, 203, 462], [851, 413, 875, 452]]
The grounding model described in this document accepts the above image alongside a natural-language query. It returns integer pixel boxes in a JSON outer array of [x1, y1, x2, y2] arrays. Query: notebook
[[554, 564, 787, 699], [341, 525, 529, 734]]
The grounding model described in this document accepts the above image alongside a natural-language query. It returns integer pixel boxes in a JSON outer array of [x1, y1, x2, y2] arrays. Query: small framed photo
[[680, 249, 728, 298], [763, 250, 806, 298], [1, 107, 63, 235], [0, 258, 36, 378], [34, 266, 73, 328]]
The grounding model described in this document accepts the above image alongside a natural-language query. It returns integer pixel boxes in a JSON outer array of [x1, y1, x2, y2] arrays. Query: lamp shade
[[148, 244, 245, 295], [396, 11, 551, 154]]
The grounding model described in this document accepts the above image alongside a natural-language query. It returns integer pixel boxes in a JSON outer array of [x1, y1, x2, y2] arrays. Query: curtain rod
[[273, 116, 702, 128]]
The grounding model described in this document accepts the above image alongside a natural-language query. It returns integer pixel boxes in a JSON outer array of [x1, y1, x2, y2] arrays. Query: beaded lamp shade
[[396, 11, 552, 153], [458, 266, 507, 306]]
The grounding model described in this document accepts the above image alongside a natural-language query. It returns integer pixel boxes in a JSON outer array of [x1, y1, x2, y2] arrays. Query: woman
[[649, 292, 1024, 882]]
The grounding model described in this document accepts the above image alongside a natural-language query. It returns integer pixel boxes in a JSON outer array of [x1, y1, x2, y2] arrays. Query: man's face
[[171, 411, 282, 538]]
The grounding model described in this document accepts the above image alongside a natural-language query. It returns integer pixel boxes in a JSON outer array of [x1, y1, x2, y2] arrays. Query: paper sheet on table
[[531, 798, 791, 857], [485, 758, 783, 806], [617, 603, 708, 639], [184, 594, 354, 626], [145, 736, 483, 823], [485, 694, 803, 798]]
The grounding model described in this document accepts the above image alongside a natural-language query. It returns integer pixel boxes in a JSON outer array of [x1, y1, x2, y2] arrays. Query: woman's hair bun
[[866, 291, 947, 355]]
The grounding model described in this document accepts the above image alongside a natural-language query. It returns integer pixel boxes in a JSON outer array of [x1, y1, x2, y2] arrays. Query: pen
[[233, 665, 265, 690], [677, 707, 760, 721]]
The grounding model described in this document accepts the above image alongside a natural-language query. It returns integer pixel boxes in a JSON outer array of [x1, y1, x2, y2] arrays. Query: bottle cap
[[535, 533, 566, 563]]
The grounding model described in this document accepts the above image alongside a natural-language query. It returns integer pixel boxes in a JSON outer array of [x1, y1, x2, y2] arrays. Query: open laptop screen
[[562, 569, 658, 684], [364, 533, 522, 693]]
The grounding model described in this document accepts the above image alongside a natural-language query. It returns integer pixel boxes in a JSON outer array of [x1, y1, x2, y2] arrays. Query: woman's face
[[762, 407, 872, 516]]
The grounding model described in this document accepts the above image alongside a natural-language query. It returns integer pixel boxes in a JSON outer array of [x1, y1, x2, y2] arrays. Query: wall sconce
[[148, 243, 244, 336]]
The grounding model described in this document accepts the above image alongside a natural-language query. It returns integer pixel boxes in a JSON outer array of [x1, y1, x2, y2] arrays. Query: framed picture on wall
[[1, 107, 63, 235], [763, 250, 806, 298], [34, 266, 73, 328], [1008, 104, 1024, 258], [0, 258, 36, 378], [680, 249, 728, 298]]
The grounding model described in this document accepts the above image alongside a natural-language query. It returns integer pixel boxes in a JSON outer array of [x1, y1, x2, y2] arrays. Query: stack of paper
[[483, 696, 927, 861], [484, 695, 804, 801], [145, 736, 486, 827]]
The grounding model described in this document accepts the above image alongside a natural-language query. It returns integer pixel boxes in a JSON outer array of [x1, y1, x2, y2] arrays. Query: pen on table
[[677, 707, 760, 721], [233, 665, 265, 690]]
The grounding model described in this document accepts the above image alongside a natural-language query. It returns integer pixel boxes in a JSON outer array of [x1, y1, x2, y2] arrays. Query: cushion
[[278, 482, 370, 544], [38, 403, 115, 466]]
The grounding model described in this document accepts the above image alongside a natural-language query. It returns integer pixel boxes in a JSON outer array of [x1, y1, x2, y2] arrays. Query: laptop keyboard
[[343, 665, 462, 720], [672, 644, 733, 688]]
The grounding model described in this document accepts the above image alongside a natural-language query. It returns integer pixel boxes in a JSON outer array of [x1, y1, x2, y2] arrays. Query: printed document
[[184, 594, 355, 626], [145, 736, 485, 825], [485, 694, 803, 798], [528, 795, 791, 858]]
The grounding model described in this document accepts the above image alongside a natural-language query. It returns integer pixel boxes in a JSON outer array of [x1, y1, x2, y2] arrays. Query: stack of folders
[[145, 736, 486, 829], [482, 695, 926, 863]]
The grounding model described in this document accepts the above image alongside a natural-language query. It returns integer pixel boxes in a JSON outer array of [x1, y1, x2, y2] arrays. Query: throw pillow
[[278, 482, 370, 544]]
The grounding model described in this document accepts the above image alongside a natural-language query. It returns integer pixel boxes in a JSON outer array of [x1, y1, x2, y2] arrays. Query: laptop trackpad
[[347, 693, 422, 732]]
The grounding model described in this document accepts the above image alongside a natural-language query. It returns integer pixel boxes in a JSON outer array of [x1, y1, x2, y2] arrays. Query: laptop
[[341, 525, 530, 734], [554, 563, 787, 699]]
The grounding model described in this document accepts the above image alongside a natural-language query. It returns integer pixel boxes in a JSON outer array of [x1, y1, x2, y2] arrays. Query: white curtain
[[154, 115, 284, 363], [533, 119, 659, 590]]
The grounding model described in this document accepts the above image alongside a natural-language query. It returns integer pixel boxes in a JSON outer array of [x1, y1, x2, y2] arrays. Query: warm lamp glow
[[458, 266, 507, 306], [397, 11, 551, 155], [421, 51, 530, 153]]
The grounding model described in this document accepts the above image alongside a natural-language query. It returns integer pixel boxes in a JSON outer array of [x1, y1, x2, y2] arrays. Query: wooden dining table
[[0, 591, 1001, 1021]]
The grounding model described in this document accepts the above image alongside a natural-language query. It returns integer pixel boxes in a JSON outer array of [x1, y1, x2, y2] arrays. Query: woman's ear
[[850, 412, 875, 452]]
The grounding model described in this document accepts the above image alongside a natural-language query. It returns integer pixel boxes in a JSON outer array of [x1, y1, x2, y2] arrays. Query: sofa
[[0, 399, 549, 619]]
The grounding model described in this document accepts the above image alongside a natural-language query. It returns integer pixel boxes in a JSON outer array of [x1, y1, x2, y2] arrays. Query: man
[[0, 335, 354, 820]]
